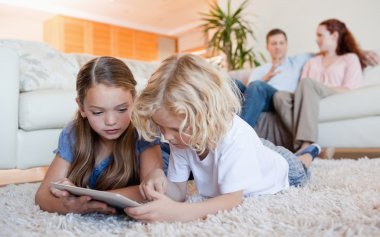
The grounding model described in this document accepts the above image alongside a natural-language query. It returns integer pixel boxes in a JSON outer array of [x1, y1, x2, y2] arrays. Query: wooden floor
[[0, 148, 379, 186], [0, 167, 48, 186], [333, 148, 380, 159]]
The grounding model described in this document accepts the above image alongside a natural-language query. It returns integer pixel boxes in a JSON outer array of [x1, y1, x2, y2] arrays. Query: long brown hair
[[67, 57, 139, 190], [319, 19, 366, 69]]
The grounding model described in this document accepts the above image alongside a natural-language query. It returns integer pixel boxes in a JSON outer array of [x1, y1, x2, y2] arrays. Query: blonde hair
[[68, 56, 139, 190], [131, 54, 241, 153]]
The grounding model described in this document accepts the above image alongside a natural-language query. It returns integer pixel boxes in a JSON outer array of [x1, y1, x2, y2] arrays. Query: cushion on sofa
[[363, 64, 380, 86], [318, 116, 380, 148], [0, 41, 159, 93], [0, 40, 79, 92], [319, 83, 380, 122], [19, 90, 77, 131], [121, 59, 159, 92], [69, 53, 159, 92]]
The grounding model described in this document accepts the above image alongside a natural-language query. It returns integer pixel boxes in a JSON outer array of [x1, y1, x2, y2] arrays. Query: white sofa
[[0, 39, 159, 169], [229, 59, 380, 151], [1, 39, 380, 170]]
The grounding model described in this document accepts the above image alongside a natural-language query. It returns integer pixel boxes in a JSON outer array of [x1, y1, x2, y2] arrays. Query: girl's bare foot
[[298, 154, 313, 168], [296, 143, 321, 168]]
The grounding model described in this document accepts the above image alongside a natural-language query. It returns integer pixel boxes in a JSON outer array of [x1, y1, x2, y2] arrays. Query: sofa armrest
[[0, 47, 19, 169], [228, 69, 252, 85]]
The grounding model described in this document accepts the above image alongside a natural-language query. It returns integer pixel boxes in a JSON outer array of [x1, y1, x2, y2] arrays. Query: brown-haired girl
[[35, 56, 168, 214]]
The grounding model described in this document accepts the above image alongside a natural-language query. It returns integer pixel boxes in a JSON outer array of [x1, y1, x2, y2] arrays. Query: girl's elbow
[[230, 191, 244, 206], [34, 187, 53, 212], [232, 197, 243, 208], [34, 188, 43, 205]]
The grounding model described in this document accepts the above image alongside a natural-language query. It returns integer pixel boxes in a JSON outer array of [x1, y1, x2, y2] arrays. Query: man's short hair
[[266, 29, 287, 43]]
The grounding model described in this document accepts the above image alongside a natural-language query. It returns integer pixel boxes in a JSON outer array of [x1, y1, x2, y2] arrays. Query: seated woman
[[274, 18, 369, 153]]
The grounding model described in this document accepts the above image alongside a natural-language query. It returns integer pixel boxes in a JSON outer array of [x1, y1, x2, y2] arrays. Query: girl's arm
[[35, 155, 116, 214], [128, 170, 242, 222], [109, 144, 164, 202], [125, 188, 243, 222], [142, 170, 188, 202], [139, 168, 187, 202], [138, 144, 163, 181]]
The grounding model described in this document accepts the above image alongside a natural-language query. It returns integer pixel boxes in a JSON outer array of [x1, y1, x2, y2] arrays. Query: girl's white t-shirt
[[167, 115, 289, 197]]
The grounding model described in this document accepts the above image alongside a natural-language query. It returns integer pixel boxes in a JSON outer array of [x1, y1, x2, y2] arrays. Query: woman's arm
[[125, 188, 243, 222], [35, 155, 115, 214]]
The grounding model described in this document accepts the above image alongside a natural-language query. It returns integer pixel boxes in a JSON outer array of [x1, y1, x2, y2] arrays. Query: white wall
[[0, 15, 44, 42], [177, 26, 206, 52], [0, 4, 52, 42], [0, 4, 177, 59], [219, 0, 380, 62], [158, 36, 176, 60], [3, 0, 379, 59]]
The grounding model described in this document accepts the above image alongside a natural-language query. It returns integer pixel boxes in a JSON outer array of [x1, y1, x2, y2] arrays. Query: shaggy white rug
[[1, 158, 380, 237]]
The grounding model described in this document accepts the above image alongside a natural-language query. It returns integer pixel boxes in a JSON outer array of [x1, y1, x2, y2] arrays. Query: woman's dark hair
[[320, 19, 366, 68]]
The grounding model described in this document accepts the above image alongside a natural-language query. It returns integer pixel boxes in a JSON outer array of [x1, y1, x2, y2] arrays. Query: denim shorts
[[261, 139, 311, 187]]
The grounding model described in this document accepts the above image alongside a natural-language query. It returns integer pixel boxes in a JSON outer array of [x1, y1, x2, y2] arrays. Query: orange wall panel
[[62, 17, 87, 53], [134, 31, 158, 61], [112, 26, 135, 58], [91, 22, 112, 56], [44, 15, 172, 61]]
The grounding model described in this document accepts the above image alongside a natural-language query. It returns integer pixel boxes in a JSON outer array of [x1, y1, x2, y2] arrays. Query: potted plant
[[201, 0, 264, 70]]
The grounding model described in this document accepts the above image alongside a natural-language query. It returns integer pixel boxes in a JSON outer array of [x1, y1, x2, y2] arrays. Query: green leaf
[[200, 0, 265, 69]]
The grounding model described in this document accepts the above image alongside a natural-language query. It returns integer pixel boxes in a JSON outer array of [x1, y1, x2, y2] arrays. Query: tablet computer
[[51, 183, 141, 208]]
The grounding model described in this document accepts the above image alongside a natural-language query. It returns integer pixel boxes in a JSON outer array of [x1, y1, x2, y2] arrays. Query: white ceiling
[[0, 0, 214, 36]]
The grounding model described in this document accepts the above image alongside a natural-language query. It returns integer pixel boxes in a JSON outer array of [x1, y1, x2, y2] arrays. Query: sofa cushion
[[19, 90, 77, 131], [0, 40, 79, 92], [69, 53, 159, 92], [363, 65, 380, 86], [17, 129, 61, 169], [362, 50, 380, 86], [121, 59, 159, 91], [0, 40, 159, 93], [318, 116, 380, 148], [319, 83, 380, 122]]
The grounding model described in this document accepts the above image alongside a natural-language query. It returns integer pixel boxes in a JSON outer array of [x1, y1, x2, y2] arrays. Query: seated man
[[237, 29, 312, 128]]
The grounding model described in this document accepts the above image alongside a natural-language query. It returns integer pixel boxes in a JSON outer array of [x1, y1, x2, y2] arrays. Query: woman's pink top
[[301, 53, 363, 89]]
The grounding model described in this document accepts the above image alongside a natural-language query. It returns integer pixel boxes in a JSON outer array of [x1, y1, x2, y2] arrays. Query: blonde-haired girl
[[125, 54, 320, 222], [35, 57, 169, 214]]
